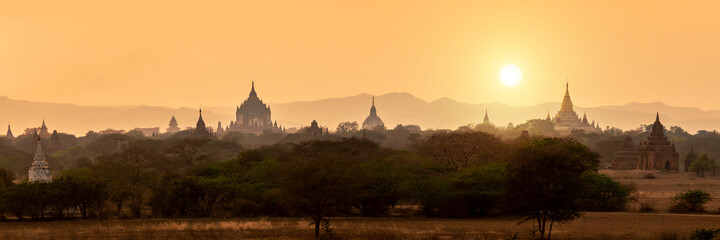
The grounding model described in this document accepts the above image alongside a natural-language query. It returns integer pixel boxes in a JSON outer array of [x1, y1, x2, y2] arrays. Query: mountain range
[[1, 94, 718, 136]]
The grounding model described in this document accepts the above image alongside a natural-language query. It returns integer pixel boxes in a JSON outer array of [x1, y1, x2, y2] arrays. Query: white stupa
[[28, 135, 52, 182]]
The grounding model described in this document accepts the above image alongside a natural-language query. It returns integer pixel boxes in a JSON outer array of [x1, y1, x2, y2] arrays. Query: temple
[[28, 135, 52, 182], [228, 82, 282, 134], [39, 119, 50, 138], [552, 83, 601, 134], [215, 122, 225, 137], [194, 109, 212, 138], [307, 120, 323, 137], [482, 109, 491, 125], [362, 96, 385, 130], [167, 116, 180, 134], [610, 136, 640, 170], [5, 124, 13, 138], [637, 113, 679, 171]]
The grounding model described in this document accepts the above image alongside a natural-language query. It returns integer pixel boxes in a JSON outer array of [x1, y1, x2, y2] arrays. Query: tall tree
[[417, 131, 506, 172], [505, 138, 600, 240]]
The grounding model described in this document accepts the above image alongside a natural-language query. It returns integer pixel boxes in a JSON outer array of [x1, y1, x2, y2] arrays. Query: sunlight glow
[[499, 64, 522, 87]]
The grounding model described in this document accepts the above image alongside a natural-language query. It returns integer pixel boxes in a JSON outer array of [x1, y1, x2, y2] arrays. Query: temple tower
[[167, 116, 180, 133], [637, 113, 679, 171], [482, 109, 491, 125], [362, 95, 385, 130], [28, 135, 52, 182], [195, 109, 211, 137], [5, 125, 13, 138]]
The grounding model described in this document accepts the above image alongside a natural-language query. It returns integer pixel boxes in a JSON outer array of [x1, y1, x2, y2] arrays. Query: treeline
[[0, 132, 632, 231]]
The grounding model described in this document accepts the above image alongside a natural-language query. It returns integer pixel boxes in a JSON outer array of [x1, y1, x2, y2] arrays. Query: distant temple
[[610, 136, 640, 170], [228, 82, 282, 134], [552, 83, 601, 134], [306, 120, 324, 137], [166, 116, 180, 134], [482, 109, 491, 125], [49, 130, 61, 152], [194, 109, 212, 138], [5, 124, 13, 138], [637, 113, 679, 171], [362, 96, 385, 130], [39, 119, 50, 138], [215, 122, 225, 137], [28, 135, 52, 182]]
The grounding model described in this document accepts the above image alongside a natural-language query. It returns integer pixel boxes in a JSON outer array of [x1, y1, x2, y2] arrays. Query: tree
[[93, 143, 161, 217], [417, 131, 506, 172], [669, 189, 712, 213], [279, 140, 366, 239], [505, 138, 600, 240], [336, 121, 359, 135], [0, 168, 14, 188], [354, 157, 404, 216], [689, 154, 718, 177], [54, 168, 109, 218], [580, 173, 634, 211]]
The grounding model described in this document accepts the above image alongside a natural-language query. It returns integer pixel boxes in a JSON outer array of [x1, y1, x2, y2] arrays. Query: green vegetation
[[0, 128, 638, 239], [669, 189, 712, 213]]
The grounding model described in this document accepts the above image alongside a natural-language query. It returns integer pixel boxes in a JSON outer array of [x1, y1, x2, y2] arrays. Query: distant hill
[[0, 94, 718, 136]]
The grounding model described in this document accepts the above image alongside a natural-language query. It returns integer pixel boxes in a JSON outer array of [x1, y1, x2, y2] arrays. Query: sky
[[2, 1, 720, 109]]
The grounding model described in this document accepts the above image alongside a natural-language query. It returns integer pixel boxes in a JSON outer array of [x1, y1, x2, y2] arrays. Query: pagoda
[[552, 83, 601, 135], [637, 113, 679, 171], [28, 135, 52, 182], [362, 96, 385, 130]]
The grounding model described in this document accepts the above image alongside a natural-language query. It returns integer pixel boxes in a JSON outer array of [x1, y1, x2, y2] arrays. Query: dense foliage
[[0, 128, 637, 239]]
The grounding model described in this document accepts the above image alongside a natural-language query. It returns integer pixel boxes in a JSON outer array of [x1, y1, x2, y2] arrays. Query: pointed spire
[[560, 81, 574, 112], [483, 109, 490, 124], [650, 112, 664, 136], [372, 95, 375, 107], [5, 124, 13, 138], [546, 111, 551, 121], [249, 81, 258, 98]]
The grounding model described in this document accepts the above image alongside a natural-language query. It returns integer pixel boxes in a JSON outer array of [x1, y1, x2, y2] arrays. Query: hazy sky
[[2, 1, 720, 109]]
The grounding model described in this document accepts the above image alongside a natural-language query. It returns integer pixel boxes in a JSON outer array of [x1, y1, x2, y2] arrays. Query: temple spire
[[559, 81, 574, 112], [655, 112, 660, 122], [6, 124, 13, 138], [483, 109, 490, 124], [249, 81, 258, 98]]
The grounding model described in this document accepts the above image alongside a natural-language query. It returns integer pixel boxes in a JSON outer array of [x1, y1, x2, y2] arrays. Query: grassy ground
[[0, 212, 718, 240], [600, 170, 720, 212]]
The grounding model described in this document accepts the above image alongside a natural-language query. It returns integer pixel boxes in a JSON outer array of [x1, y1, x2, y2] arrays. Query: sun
[[499, 64, 522, 87]]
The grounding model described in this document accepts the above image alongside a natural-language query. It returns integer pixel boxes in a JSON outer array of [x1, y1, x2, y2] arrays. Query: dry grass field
[[1, 170, 719, 240], [600, 170, 720, 212], [0, 212, 719, 240]]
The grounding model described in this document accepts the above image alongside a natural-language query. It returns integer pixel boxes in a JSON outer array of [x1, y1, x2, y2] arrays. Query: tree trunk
[[314, 217, 322, 239], [547, 219, 554, 240]]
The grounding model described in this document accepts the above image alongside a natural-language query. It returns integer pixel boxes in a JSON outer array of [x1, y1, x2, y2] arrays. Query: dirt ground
[[0, 212, 718, 240], [600, 169, 720, 212]]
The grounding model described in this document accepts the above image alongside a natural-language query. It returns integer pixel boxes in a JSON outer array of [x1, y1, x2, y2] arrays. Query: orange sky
[[2, 1, 720, 109]]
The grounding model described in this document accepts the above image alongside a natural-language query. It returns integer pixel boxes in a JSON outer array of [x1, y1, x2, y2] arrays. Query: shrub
[[689, 228, 719, 240], [669, 190, 712, 213], [639, 200, 656, 212], [580, 173, 635, 211], [641, 173, 656, 179]]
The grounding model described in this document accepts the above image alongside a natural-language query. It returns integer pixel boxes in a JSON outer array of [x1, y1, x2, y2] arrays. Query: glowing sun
[[499, 64, 522, 87]]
